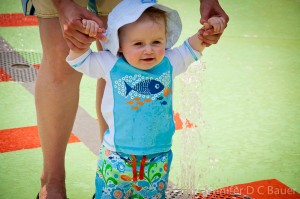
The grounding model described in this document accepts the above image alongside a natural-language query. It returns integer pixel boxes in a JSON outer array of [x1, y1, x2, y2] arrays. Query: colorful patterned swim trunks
[[95, 145, 173, 199]]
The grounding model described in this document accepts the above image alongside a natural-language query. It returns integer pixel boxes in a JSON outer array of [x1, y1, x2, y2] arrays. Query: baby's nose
[[144, 45, 153, 53]]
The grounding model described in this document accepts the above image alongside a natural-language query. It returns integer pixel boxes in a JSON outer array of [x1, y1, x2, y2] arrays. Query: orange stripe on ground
[[0, 67, 13, 82], [196, 179, 300, 199], [0, 126, 80, 153], [0, 13, 38, 27]]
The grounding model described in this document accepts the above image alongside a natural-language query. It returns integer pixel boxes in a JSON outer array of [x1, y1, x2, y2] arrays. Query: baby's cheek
[[124, 53, 138, 66], [157, 48, 165, 58], [127, 54, 136, 63]]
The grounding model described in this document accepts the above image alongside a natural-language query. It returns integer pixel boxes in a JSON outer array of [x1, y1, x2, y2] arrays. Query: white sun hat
[[101, 0, 182, 56]]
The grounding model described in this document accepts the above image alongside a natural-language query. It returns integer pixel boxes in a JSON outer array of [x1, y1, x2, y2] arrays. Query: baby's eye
[[134, 42, 143, 46], [153, 41, 161, 44]]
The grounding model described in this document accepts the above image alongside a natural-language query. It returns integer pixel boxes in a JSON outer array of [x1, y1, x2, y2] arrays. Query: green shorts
[[22, 0, 121, 17], [95, 145, 173, 198]]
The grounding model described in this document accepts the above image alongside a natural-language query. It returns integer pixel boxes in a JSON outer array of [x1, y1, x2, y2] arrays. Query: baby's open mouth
[[142, 58, 154, 62]]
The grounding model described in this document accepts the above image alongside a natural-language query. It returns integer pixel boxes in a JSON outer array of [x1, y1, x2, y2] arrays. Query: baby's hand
[[82, 19, 107, 41], [203, 16, 226, 34]]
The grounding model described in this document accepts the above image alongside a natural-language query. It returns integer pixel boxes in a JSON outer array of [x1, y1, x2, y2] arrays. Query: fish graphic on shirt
[[124, 79, 164, 96]]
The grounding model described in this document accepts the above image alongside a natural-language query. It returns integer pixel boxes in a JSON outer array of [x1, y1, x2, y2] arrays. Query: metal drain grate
[[165, 189, 186, 198], [0, 37, 41, 83], [194, 192, 252, 199], [164, 188, 253, 199], [0, 51, 38, 82]]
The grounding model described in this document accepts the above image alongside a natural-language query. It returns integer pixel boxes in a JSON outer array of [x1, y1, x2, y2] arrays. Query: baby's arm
[[68, 19, 105, 60], [188, 16, 226, 53]]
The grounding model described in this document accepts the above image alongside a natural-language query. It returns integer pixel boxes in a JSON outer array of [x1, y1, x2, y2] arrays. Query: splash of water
[[176, 60, 221, 197]]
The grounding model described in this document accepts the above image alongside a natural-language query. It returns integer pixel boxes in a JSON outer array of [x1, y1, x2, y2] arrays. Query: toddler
[[67, 0, 225, 198]]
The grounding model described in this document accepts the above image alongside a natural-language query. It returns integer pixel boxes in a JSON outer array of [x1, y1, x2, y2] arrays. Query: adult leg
[[35, 17, 82, 199]]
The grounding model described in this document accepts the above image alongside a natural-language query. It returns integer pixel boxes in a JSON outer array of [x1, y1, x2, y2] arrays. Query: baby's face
[[119, 15, 167, 70]]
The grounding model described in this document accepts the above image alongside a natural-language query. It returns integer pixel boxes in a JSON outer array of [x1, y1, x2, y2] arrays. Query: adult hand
[[53, 0, 106, 52], [198, 0, 229, 47]]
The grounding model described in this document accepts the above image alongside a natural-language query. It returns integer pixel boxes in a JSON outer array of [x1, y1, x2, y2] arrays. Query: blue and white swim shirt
[[66, 41, 201, 155]]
